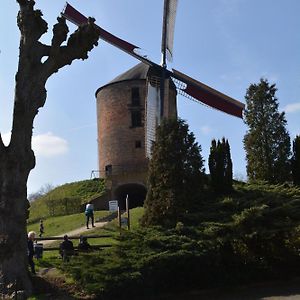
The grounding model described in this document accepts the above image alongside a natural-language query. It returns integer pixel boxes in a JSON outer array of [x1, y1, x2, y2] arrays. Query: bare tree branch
[[51, 16, 69, 49], [11, 1, 100, 151], [42, 17, 100, 78], [17, 1, 48, 44]]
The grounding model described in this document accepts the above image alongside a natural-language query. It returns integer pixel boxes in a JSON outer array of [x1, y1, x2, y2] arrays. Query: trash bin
[[34, 243, 43, 259]]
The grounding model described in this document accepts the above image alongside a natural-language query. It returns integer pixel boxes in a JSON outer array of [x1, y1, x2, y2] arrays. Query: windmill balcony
[[93, 163, 149, 179]]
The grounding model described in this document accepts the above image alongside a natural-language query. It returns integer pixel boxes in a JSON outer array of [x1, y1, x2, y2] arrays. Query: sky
[[1, 0, 300, 195]]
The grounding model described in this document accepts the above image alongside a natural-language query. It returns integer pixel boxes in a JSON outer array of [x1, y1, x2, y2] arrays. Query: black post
[[117, 206, 121, 229]]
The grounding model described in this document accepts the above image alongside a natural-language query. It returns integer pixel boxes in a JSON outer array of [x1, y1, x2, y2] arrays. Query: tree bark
[[0, 0, 100, 296]]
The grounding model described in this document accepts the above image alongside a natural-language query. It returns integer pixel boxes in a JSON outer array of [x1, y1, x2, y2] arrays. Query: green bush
[[42, 181, 300, 299]]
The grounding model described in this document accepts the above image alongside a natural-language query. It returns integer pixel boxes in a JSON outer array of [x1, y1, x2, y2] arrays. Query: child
[[39, 219, 44, 237]]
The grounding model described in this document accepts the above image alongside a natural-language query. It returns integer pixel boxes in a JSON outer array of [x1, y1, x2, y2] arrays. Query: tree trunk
[[0, 0, 100, 296], [0, 147, 35, 295]]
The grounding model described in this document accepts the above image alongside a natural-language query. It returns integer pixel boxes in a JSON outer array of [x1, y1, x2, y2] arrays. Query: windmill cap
[[95, 63, 176, 97]]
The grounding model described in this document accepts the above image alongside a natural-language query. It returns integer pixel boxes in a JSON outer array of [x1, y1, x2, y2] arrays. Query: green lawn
[[129, 206, 144, 229]]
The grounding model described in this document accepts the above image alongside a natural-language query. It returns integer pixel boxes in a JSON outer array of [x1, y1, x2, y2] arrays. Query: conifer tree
[[209, 138, 233, 193], [291, 135, 300, 185], [224, 139, 233, 191], [243, 79, 291, 183], [208, 139, 218, 189], [142, 118, 205, 227]]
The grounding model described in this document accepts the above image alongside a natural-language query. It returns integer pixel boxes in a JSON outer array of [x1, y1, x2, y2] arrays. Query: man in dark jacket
[[59, 235, 74, 261]]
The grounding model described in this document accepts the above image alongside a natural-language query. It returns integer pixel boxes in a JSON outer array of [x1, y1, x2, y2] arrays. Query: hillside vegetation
[[29, 179, 106, 223], [36, 182, 300, 299]]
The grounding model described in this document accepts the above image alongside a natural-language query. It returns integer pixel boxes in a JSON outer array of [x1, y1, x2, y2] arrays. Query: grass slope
[[27, 211, 111, 237], [29, 178, 106, 223], [31, 183, 300, 299]]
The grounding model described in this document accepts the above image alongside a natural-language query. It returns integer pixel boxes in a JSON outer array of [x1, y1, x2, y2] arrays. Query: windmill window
[[131, 111, 142, 127], [105, 164, 112, 176], [135, 140, 142, 148], [131, 87, 140, 106]]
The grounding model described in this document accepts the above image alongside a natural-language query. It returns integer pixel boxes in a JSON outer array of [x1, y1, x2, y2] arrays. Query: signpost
[[117, 195, 131, 230], [126, 194, 130, 230], [109, 200, 118, 212]]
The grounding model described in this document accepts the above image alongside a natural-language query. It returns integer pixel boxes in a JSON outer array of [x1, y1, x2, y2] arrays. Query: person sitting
[[59, 235, 74, 261], [77, 235, 92, 252]]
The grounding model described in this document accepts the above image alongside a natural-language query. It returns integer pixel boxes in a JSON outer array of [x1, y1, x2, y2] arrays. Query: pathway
[[41, 221, 108, 247]]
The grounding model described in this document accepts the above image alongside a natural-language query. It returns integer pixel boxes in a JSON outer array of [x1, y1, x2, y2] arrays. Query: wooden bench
[[43, 244, 112, 251], [35, 235, 113, 254]]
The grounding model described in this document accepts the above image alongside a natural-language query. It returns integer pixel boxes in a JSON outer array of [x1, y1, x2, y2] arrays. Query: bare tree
[[28, 183, 55, 202], [0, 0, 100, 296]]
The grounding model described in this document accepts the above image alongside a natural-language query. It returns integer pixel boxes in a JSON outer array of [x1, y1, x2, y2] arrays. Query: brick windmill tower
[[62, 1, 245, 209], [96, 63, 177, 207], [95, 63, 177, 209]]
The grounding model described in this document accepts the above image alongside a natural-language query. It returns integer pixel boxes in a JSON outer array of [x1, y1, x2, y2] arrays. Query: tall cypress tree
[[224, 139, 233, 191], [243, 79, 291, 183], [209, 138, 233, 193], [142, 118, 205, 227], [291, 135, 300, 185], [208, 139, 218, 190]]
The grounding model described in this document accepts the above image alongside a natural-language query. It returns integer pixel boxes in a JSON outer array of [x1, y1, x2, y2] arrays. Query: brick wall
[[96, 77, 177, 201]]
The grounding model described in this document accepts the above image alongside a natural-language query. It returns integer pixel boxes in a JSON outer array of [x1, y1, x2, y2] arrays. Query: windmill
[[61, 1, 245, 158]]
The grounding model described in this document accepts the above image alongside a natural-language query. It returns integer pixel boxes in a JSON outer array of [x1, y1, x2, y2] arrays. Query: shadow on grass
[[31, 275, 77, 299]]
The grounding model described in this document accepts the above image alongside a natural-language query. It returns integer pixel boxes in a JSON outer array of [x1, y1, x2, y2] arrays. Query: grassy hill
[[29, 178, 106, 223], [30, 181, 300, 299]]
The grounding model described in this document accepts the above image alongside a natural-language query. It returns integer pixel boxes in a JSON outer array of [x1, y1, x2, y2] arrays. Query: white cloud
[[1, 131, 68, 157], [200, 126, 213, 135], [284, 102, 300, 113], [33, 132, 68, 157]]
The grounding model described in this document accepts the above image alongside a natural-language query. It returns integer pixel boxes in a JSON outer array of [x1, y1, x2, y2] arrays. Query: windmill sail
[[171, 69, 244, 118], [62, 3, 245, 119], [61, 3, 157, 68], [145, 82, 161, 158], [161, 0, 178, 63]]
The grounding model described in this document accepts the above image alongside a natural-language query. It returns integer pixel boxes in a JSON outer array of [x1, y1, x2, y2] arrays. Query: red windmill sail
[[171, 69, 245, 118], [62, 3, 154, 66]]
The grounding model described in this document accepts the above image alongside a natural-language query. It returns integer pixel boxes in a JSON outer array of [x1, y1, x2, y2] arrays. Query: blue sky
[[1, 0, 300, 194]]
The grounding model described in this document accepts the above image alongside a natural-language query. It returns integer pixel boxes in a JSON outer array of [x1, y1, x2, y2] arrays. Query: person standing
[[27, 231, 36, 275], [85, 202, 95, 229], [39, 219, 44, 237]]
